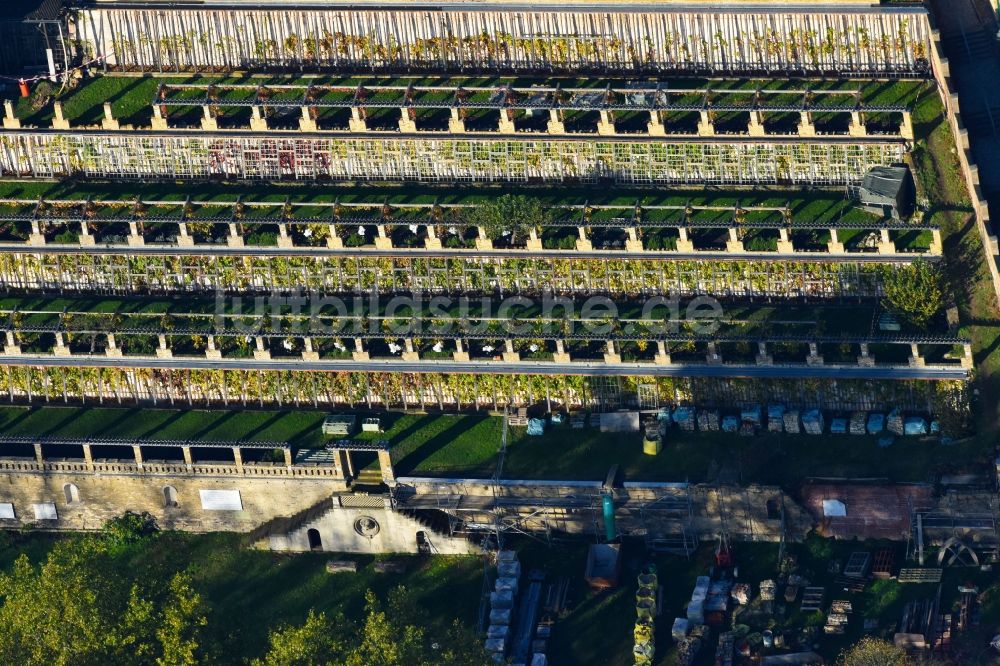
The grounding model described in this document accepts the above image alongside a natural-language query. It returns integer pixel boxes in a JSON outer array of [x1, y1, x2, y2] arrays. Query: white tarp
[[32, 503, 57, 520], [0, 503, 14, 519], [199, 489, 243, 511], [822, 499, 847, 517]]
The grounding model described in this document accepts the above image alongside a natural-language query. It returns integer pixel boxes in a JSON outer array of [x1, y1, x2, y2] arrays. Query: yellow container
[[643, 437, 662, 456]]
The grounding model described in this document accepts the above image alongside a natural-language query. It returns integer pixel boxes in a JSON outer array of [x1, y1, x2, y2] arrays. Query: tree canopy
[[880, 260, 945, 329], [466, 194, 551, 241], [836, 637, 908, 666]]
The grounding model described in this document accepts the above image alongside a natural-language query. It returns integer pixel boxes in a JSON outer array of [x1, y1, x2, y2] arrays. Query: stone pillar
[[899, 111, 914, 141], [205, 335, 222, 360], [101, 103, 120, 130], [475, 226, 493, 250], [349, 107, 367, 132], [33, 442, 43, 465], [232, 447, 243, 473], [352, 338, 369, 361], [106, 333, 122, 358], [726, 228, 744, 254], [424, 224, 442, 250], [498, 110, 516, 134], [747, 110, 766, 137], [298, 106, 318, 132], [448, 108, 466, 133], [177, 222, 194, 247], [200, 105, 218, 131], [3, 100, 21, 129], [647, 110, 665, 136], [848, 110, 867, 137], [797, 110, 816, 137], [402, 338, 419, 362], [858, 343, 875, 367], [807, 342, 824, 366], [53, 331, 70, 356], [877, 229, 896, 254], [929, 229, 943, 255], [453, 338, 470, 362], [553, 339, 570, 363], [156, 334, 172, 359], [962, 343, 974, 369], [603, 340, 621, 364], [182, 446, 193, 471], [28, 219, 44, 246], [756, 341, 773, 365], [4, 330, 21, 355], [908, 343, 925, 367], [654, 341, 672, 365], [502, 340, 520, 363], [676, 227, 695, 253], [128, 220, 144, 246], [547, 109, 565, 134], [374, 224, 393, 250], [51, 101, 70, 130], [227, 222, 244, 247], [82, 444, 94, 470], [597, 110, 615, 136], [398, 108, 417, 133], [284, 447, 293, 469], [697, 110, 714, 136], [151, 104, 169, 130], [706, 341, 722, 365], [378, 449, 396, 485], [302, 337, 319, 362], [132, 445, 144, 470], [526, 228, 543, 252], [626, 227, 644, 253], [277, 223, 294, 249], [250, 105, 268, 131], [777, 228, 795, 254], [253, 336, 271, 360], [79, 220, 95, 246], [327, 224, 343, 249], [828, 228, 845, 254], [575, 226, 592, 252]]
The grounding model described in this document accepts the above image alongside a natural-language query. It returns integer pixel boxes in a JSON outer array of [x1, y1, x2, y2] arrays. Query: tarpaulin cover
[[526, 418, 546, 436], [904, 417, 928, 436], [866, 413, 885, 434]]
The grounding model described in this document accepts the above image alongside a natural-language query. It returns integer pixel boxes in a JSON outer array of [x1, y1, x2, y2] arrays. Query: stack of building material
[[802, 410, 825, 434], [829, 416, 847, 434], [687, 576, 709, 625], [759, 580, 776, 602], [671, 618, 689, 641], [697, 409, 720, 432], [867, 413, 885, 434], [486, 550, 521, 662], [741, 406, 762, 427], [903, 416, 927, 436], [730, 583, 751, 606], [825, 599, 852, 635], [705, 580, 732, 613], [849, 412, 867, 435], [715, 632, 734, 666], [767, 405, 785, 432], [887, 409, 904, 435], [675, 636, 702, 666], [722, 415, 739, 433], [783, 410, 801, 434], [673, 407, 696, 432]]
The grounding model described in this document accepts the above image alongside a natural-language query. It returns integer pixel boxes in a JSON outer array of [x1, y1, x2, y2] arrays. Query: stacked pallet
[[697, 410, 720, 432], [783, 411, 801, 434], [849, 411, 867, 435], [802, 410, 825, 435], [887, 409, 905, 436], [767, 405, 785, 433], [674, 407, 696, 432]]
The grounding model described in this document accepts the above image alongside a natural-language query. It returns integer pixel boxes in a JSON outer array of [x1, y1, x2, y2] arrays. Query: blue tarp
[[657, 408, 672, 423], [550, 412, 565, 425], [930, 420, 940, 434], [722, 416, 740, 432], [878, 435, 895, 448], [673, 407, 694, 422], [830, 417, 848, 434], [741, 406, 762, 425], [767, 405, 785, 421], [526, 418, 546, 436], [904, 417, 927, 436], [866, 413, 885, 434]]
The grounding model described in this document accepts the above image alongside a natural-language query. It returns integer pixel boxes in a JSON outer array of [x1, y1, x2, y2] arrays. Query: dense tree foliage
[[836, 637, 908, 666], [466, 194, 551, 241], [880, 260, 945, 330]]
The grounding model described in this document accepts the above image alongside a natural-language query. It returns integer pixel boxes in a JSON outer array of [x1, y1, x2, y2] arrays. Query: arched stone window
[[307, 528, 322, 551], [63, 483, 80, 504], [163, 486, 179, 508]]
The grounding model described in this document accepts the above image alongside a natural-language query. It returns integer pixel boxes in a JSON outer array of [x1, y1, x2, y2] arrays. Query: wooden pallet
[[801, 587, 825, 613], [872, 547, 896, 579], [830, 600, 853, 614], [898, 568, 943, 584]]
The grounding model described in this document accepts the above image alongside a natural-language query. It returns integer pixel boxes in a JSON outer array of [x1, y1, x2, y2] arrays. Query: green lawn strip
[[0, 530, 483, 664]]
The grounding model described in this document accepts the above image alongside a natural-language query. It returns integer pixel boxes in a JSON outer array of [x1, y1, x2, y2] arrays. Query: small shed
[[853, 165, 914, 219]]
